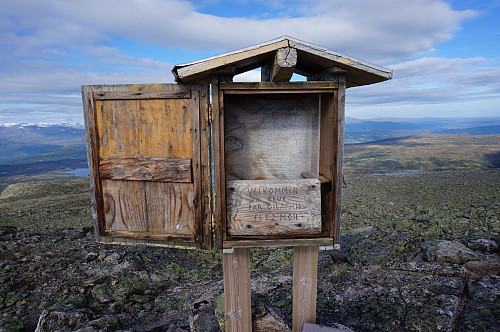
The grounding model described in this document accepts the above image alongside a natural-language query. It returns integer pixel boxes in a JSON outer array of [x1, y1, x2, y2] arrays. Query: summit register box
[[218, 82, 341, 249], [82, 37, 392, 250]]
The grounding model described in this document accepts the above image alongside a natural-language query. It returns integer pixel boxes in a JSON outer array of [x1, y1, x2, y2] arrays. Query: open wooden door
[[82, 83, 211, 249]]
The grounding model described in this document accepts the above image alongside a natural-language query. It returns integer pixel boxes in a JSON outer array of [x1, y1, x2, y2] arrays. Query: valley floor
[[0, 169, 499, 331]]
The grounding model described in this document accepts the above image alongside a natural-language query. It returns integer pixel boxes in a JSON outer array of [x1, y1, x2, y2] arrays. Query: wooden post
[[223, 248, 252, 332], [333, 75, 346, 246], [292, 245, 319, 332]]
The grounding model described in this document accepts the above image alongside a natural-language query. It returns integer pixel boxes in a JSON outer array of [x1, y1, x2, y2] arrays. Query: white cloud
[[0, 0, 494, 124], [2, 0, 478, 63], [348, 56, 500, 109]]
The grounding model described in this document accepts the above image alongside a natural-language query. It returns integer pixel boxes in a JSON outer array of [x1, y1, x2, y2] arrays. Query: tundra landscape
[[0, 119, 499, 331]]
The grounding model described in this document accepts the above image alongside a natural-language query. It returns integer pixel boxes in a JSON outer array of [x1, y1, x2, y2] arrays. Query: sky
[[0, 0, 499, 125]]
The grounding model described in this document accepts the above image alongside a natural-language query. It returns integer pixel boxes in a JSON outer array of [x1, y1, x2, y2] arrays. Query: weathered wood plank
[[226, 179, 321, 236], [292, 246, 318, 332], [104, 230, 195, 242], [223, 248, 252, 332], [174, 39, 290, 82], [222, 237, 334, 248], [307, 66, 348, 82], [319, 92, 335, 236], [97, 97, 194, 159], [211, 76, 225, 248], [102, 180, 196, 236], [99, 236, 201, 249], [224, 95, 320, 181], [262, 47, 297, 82], [223, 89, 336, 95], [300, 172, 332, 191], [173, 36, 392, 86], [333, 76, 346, 245], [99, 157, 192, 182], [213, 66, 236, 75], [83, 83, 206, 248], [289, 38, 393, 86], [220, 81, 338, 90], [93, 90, 191, 100], [82, 86, 105, 239], [198, 83, 213, 249]]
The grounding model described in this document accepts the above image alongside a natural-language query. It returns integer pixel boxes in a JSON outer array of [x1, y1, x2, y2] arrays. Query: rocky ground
[[0, 169, 499, 331]]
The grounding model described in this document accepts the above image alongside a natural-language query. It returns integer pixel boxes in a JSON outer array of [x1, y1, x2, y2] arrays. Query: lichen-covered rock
[[252, 302, 290, 332], [214, 293, 226, 330], [424, 240, 481, 264], [35, 309, 92, 332], [80, 315, 120, 330], [466, 236, 499, 253], [0, 316, 24, 332], [465, 260, 500, 277], [317, 260, 468, 331], [189, 300, 220, 332], [91, 283, 113, 304], [458, 275, 500, 331], [0, 226, 17, 237], [1, 171, 498, 331]]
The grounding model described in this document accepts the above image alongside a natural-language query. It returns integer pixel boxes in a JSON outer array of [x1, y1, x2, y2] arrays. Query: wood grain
[[300, 172, 332, 191], [262, 47, 297, 82], [99, 157, 192, 182], [307, 66, 348, 82], [93, 90, 191, 100], [223, 248, 252, 332], [96, 97, 194, 159], [82, 83, 207, 247], [198, 83, 213, 249], [222, 237, 333, 248], [224, 95, 320, 180], [174, 39, 290, 82], [104, 230, 195, 242], [82, 86, 105, 239], [292, 245, 318, 332], [333, 76, 346, 245], [102, 180, 196, 236], [220, 81, 338, 91], [172, 36, 392, 87], [319, 92, 336, 236], [211, 76, 225, 248], [226, 179, 321, 236]]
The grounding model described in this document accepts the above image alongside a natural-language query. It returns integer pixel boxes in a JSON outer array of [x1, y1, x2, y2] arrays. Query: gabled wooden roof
[[172, 36, 392, 87]]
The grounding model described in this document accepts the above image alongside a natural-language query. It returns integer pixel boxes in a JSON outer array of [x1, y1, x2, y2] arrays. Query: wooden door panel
[[96, 98, 195, 158], [102, 180, 196, 237], [83, 83, 207, 248]]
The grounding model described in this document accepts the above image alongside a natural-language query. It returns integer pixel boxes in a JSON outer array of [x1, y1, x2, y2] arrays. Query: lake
[[60, 168, 89, 177]]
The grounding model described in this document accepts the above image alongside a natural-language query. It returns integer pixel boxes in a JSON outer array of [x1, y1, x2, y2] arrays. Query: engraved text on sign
[[226, 179, 321, 236]]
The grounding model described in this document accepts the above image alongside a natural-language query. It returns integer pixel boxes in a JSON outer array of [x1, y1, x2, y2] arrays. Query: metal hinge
[[208, 103, 213, 124]]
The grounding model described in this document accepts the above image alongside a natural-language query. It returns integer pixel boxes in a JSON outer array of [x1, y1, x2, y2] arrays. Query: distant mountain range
[[0, 124, 86, 163], [344, 117, 500, 143], [0, 117, 499, 184]]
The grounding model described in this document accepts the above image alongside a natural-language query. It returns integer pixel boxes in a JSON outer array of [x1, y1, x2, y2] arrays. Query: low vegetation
[[0, 132, 499, 331], [344, 134, 500, 175]]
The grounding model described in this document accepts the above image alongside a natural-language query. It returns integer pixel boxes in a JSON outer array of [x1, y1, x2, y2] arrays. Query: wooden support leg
[[223, 248, 252, 332], [292, 245, 319, 332]]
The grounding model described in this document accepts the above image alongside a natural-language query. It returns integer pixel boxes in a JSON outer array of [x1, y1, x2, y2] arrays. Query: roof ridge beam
[[261, 47, 297, 82]]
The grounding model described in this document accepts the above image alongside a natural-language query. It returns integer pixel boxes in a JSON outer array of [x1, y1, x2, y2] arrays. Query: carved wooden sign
[[226, 179, 321, 236]]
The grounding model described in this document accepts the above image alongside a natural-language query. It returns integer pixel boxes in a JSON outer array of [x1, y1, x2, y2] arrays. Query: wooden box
[[82, 37, 391, 250], [214, 82, 344, 249]]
